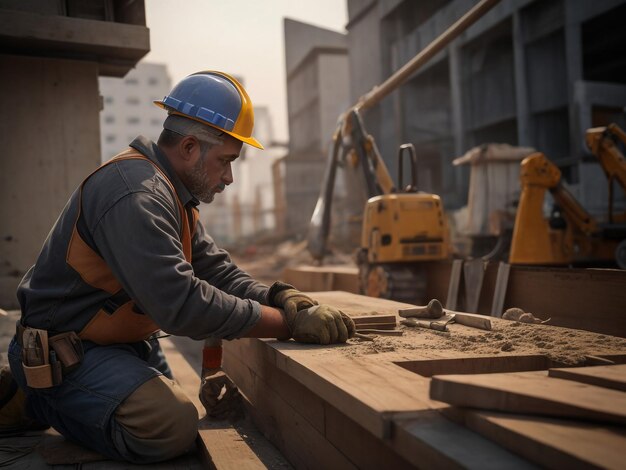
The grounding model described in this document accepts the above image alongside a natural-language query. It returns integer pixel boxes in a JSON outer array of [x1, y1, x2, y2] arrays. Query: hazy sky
[[143, 0, 348, 143]]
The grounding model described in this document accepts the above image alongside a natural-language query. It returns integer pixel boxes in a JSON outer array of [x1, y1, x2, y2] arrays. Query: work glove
[[269, 281, 318, 317], [284, 304, 356, 345], [199, 370, 242, 420], [198, 339, 242, 420]]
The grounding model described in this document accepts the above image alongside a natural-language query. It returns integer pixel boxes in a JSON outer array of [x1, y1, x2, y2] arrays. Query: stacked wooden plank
[[222, 291, 626, 469], [431, 365, 626, 468]]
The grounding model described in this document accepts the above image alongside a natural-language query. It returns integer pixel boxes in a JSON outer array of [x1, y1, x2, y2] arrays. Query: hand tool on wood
[[502, 307, 550, 324], [400, 299, 492, 331], [401, 317, 451, 332], [353, 332, 376, 341], [399, 299, 443, 319]]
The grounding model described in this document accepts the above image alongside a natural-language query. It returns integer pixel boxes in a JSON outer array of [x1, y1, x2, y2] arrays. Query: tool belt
[[17, 323, 84, 389]]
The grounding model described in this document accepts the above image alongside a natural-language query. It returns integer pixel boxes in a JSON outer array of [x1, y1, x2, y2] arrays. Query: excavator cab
[[361, 143, 450, 265], [358, 141, 450, 304], [308, 109, 450, 304]]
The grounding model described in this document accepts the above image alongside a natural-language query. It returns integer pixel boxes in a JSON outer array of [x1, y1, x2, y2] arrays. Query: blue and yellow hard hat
[[154, 70, 263, 149]]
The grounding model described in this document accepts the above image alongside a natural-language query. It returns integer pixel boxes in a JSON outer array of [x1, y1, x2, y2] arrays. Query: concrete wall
[[0, 54, 101, 307]]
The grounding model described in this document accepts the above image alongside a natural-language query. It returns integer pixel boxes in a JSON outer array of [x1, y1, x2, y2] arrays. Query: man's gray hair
[[163, 114, 224, 148]]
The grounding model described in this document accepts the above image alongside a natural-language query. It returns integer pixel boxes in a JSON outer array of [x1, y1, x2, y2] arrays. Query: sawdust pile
[[341, 321, 626, 365]]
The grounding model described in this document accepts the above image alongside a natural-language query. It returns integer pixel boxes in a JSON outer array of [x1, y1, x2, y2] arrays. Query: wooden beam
[[446, 408, 626, 469], [549, 364, 626, 391], [224, 331, 531, 469], [159, 338, 265, 470], [224, 347, 357, 469], [431, 370, 626, 425]]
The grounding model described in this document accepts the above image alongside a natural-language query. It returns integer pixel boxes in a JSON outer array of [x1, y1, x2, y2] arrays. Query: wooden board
[[394, 411, 534, 470], [160, 338, 266, 470], [352, 314, 397, 325], [431, 370, 626, 425], [549, 364, 626, 391], [222, 291, 626, 468], [446, 408, 626, 470], [289, 261, 626, 337], [224, 335, 530, 470], [224, 346, 357, 469]]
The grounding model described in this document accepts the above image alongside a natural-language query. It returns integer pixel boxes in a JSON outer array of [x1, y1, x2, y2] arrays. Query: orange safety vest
[[65, 148, 198, 345]]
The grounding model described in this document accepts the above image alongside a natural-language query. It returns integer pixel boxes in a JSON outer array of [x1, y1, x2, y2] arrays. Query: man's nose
[[223, 163, 234, 185]]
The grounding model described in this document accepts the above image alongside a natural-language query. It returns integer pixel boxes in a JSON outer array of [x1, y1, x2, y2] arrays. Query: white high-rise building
[[99, 62, 172, 161]]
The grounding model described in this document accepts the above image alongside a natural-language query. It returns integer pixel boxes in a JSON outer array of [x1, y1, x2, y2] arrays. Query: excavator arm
[[509, 153, 598, 265], [305, 0, 501, 262], [586, 124, 626, 223], [307, 110, 396, 261]]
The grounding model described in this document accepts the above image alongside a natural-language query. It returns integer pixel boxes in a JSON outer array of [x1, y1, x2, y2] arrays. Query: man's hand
[[199, 368, 242, 420], [284, 304, 356, 345], [271, 282, 318, 316]]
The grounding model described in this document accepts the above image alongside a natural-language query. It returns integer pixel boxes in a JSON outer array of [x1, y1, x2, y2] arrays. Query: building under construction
[[284, 0, 626, 236]]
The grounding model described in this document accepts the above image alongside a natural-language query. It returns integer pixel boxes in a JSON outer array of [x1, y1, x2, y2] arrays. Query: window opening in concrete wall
[[582, 3, 626, 84], [66, 0, 113, 21], [461, 20, 517, 149], [127, 117, 140, 125]]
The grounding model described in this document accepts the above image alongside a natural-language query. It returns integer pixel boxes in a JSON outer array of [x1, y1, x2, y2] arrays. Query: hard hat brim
[[154, 101, 264, 150]]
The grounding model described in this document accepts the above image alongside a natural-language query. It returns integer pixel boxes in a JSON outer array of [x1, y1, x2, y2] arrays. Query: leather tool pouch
[[49, 332, 84, 374], [21, 328, 54, 389], [21, 328, 84, 389]]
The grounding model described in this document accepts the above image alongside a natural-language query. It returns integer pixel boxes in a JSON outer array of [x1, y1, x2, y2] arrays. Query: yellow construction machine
[[509, 124, 626, 268], [346, 111, 450, 303], [307, 0, 500, 303]]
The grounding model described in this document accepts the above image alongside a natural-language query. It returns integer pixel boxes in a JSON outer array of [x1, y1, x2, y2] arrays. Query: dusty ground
[[231, 239, 353, 286]]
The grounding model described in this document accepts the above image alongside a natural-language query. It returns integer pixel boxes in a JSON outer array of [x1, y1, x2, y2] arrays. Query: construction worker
[[2, 71, 355, 463]]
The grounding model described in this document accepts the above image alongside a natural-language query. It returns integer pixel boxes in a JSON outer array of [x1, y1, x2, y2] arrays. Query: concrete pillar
[[564, 1, 584, 159], [512, 11, 531, 146], [0, 54, 101, 308], [449, 41, 467, 196]]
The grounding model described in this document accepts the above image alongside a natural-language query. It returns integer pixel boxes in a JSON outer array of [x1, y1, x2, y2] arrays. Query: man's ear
[[179, 135, 200, 162]]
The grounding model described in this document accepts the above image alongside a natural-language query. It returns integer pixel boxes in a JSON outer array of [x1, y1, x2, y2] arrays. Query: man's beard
[[184, 156, 224, 204]]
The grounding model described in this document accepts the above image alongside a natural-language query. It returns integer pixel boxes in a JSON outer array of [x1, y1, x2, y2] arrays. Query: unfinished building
[[346, 0, 626, 215], [283, 18, 351, 236]]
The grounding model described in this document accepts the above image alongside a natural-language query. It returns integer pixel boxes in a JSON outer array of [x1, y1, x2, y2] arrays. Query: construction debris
[[502, 307, 550, 324]]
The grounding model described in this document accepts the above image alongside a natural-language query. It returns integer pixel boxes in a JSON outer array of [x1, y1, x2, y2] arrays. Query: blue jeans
[[8, 336, 171, 461]]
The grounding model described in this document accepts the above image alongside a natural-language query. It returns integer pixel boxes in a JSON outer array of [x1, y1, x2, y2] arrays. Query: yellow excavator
[[307, 0, 500, 303], [509, 124, 626, 268]]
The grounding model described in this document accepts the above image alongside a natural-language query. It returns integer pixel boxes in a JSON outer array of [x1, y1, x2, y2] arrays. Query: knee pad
[[115, 375, 198, 462]]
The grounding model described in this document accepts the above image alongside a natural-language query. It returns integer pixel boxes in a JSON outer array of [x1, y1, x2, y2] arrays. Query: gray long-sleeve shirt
[[17, 136, 266, 340]]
